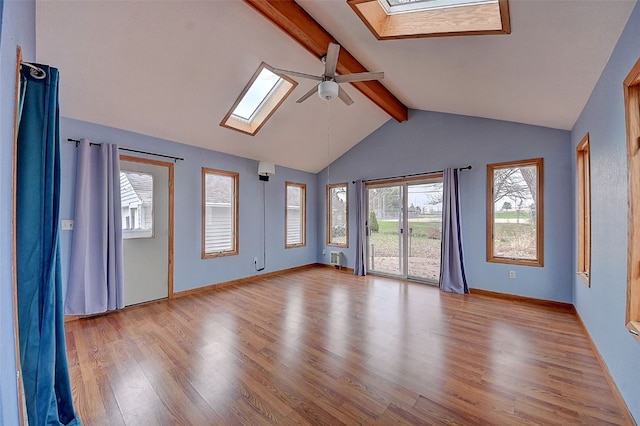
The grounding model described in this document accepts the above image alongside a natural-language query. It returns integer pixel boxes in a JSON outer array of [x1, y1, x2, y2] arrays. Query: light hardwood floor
[[65, 267, 634, 425]]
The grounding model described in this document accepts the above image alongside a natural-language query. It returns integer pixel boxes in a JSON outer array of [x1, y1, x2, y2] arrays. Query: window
[[347, 0, 510, 40], [220, 62, 297, 136], [577, 133, 591, 286], [327, 183, 348, 247], [120, 170, 154, 239], [285, 182, 306, 248], [624, 58, 640, 337], [202, 168, 238, 258], [487, 158, 543, 266]]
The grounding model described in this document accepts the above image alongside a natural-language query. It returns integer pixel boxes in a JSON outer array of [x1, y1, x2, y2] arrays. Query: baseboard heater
[[330, 251, 342, 268]]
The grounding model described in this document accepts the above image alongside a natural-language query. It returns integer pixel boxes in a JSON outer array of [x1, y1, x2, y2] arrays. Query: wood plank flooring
[[65, 267, 634, 425]]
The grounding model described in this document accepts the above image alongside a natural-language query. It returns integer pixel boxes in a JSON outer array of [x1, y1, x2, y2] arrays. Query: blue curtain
[[439, 168, 469, 294], [354, 179, 367, 276], [65, 139, 124, 315], [16, 65, 80, 425]]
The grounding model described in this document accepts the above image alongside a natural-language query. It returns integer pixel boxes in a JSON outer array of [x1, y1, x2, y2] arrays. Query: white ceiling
[[36, 0, 636, 173]]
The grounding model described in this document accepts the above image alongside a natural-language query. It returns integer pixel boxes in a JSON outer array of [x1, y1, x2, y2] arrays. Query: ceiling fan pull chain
[[327, 100, 331, 184]]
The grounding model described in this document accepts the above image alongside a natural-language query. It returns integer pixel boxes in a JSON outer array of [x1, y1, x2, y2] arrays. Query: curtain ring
[[21, 62, 47, 79]]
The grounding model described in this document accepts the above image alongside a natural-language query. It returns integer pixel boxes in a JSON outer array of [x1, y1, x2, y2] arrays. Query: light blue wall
[[0, 0, 35, 423], [572, 2, 640, 420], [59, 118, 318, 295], [317, 110, 574, 303]]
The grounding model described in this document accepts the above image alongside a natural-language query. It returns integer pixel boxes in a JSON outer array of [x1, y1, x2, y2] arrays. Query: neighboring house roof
[[125, 172, 153, 204], [120, 172, 152, 206], [120, 173, 141, 206], [204, 174, 234, 205]]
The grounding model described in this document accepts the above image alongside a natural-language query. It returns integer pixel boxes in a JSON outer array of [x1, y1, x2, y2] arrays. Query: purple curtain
[[439, 168, 469, 293], [354, 180, 367, 276], [65, 139, 124, 314]]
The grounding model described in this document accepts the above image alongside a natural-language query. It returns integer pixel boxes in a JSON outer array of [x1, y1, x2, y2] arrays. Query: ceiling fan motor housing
[[318, 80, 339, 101]]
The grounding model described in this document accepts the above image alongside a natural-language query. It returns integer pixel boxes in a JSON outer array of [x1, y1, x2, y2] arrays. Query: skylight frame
[[221, 62, 298, 136], [347, 0, 510, 40], [382, 0, 497, 15]]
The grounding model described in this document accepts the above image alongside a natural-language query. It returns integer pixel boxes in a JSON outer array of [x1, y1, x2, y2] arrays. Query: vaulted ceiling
[[35, 0, 636, 173]]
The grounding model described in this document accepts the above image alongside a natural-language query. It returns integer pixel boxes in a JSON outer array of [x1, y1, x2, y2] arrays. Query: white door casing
[[120, 158, 170, 306]]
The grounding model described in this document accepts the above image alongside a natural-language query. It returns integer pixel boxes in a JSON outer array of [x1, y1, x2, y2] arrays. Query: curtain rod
[[352, 165, 472, 184], [67, 138, 184, 162]]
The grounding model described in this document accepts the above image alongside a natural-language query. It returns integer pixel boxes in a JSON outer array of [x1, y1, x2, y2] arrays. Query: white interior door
[[120, 159, 169, 306]]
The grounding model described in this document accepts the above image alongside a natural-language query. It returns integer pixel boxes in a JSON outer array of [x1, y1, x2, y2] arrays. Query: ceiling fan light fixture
[[275, 42, 383, 105], [318, 80, 339, 101]]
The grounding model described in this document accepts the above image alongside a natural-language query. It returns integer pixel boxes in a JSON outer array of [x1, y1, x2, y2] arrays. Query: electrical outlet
[[253, 257, 258, 264], [322, 250, 326, 256], [61, 220, 74, 231], [509, 270, 516, 279]]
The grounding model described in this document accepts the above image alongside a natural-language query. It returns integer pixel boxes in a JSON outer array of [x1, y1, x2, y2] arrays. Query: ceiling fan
[[272, 42, 384, 105]]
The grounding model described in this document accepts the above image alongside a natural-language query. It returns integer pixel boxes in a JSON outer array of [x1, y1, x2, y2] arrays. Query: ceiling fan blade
[[337, 86, 354, 106], [334, 72, 384, 84], [324, 42, 340, 78], [296, 85, 319, 103], [272, 68, 322, 81]]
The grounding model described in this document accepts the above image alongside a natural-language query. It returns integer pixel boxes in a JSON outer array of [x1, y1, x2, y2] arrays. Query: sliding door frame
[[366, 174, 443, 283]]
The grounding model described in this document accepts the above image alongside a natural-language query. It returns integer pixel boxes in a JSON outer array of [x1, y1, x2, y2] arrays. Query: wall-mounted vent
[[330, 251, 342, 267]]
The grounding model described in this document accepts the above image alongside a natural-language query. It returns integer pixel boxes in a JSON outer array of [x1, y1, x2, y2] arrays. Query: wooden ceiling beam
[[243, 0, 409, 122]]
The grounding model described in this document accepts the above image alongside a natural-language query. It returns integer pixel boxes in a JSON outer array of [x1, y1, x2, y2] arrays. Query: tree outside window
[[487, 158, 543, 266]]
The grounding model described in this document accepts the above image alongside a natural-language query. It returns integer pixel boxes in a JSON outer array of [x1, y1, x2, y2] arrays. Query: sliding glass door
[[367, 184, 404, 276], [367, 177, 443, 284], [406, 181, 443, 281]]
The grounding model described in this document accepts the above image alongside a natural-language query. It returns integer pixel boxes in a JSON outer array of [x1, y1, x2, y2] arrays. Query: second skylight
[[348, 0, 510, 39]]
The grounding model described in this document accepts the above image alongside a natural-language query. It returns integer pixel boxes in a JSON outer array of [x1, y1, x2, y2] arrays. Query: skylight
[[383, 0, 496, 14], [347, 0, 510, 40], [221, 63, 297, 136], [231, 68, 282, 121]]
